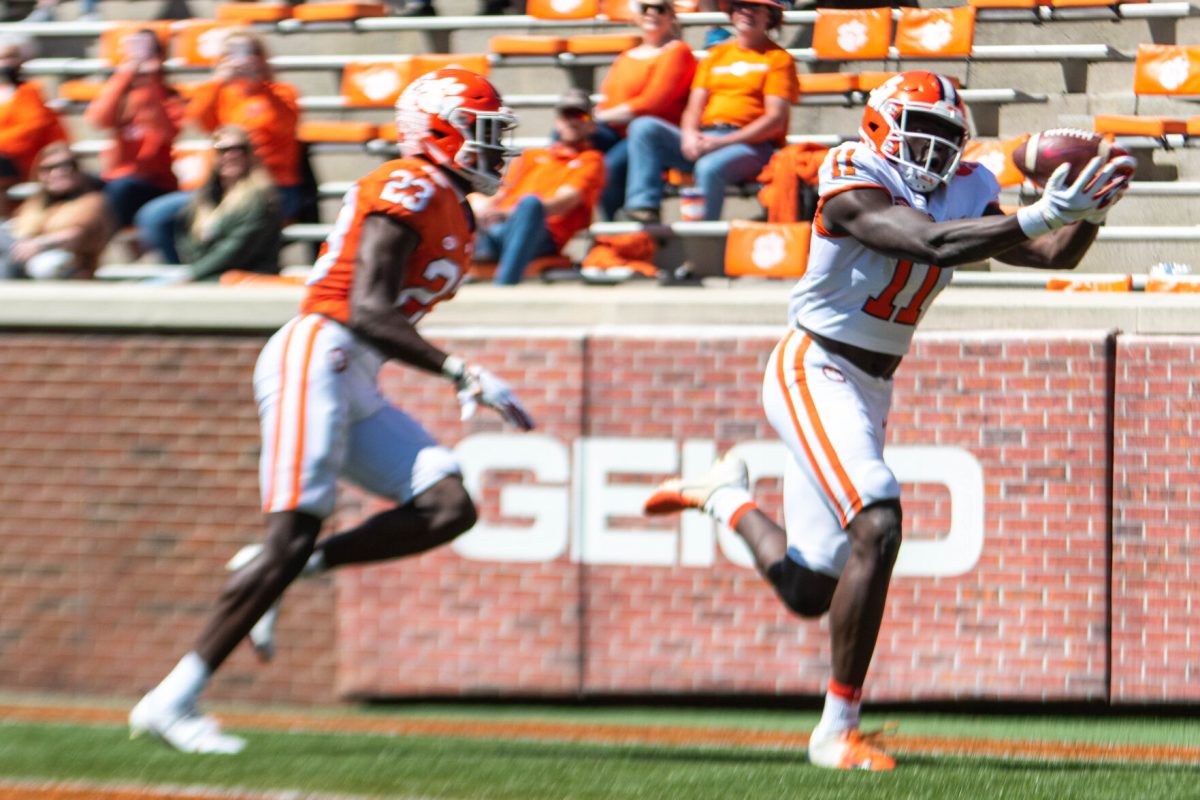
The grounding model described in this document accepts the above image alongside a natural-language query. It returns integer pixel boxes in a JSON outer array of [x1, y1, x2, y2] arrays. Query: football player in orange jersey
[[130, 69, 534, 754]]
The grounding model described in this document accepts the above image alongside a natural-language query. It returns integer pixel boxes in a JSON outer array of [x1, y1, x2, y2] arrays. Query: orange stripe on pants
[[793, 334, 864, 522], [775, 330, 848, 528], [262, 319, 299, 512], [286, 316, 326, 510]]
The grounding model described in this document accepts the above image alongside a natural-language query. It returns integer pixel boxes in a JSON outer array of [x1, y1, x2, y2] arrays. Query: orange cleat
[[643, 453, 748, 516], [807, 728, 897, 771]]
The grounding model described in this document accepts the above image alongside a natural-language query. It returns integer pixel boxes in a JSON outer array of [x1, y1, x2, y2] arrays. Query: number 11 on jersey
[[862, 260, 944, 326]]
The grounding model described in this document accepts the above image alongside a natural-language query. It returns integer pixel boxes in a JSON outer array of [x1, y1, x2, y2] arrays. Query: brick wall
[[0, 328, 1195, 705]]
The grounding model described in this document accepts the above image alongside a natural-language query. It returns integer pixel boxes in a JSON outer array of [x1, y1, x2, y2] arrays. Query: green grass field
[[1, 700, 1198, 799]]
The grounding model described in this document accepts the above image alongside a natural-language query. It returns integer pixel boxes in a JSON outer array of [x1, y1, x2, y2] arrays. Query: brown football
[[1012, 128, 1129, 188]]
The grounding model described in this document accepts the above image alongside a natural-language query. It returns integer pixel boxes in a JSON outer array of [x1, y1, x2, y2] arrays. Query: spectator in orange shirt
[[134, 30, 300, 263], [0, 34, 69, 218], [592, 0, 696, 220], [621, 0, 797, 222], [85, 28, 186, 229], [470, 89, 605, 285]]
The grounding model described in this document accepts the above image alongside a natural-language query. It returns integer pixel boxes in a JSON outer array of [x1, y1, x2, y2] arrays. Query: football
[[1012, 128, 1129, 188]]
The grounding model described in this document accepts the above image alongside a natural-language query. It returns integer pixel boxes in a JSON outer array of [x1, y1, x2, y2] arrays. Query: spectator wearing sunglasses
[[592, 0, 696, 220], [470, 88, 605, 285], [85, 29, 187, 229], [621, 0, 797, 223], [171, 126, 282, 282], [0, 143, 113, 280]]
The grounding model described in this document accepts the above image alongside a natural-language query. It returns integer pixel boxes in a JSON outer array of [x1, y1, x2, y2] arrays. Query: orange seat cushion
[[725, 221, 811, 278], [298, 120, 379, 143], [566, 33, 640, 54], [1045, 275, 1132, 292], [292, 2, 388, 20], [1094, 114, 1188, 137], [470, 255, 573, 281], [489, 35, 568, 55], [968, 0, 1039, 8], [58, 79, 104, 103], [216, 2, 293, 21], [856, 71, 900, 92], [797, 72, 857, 95]]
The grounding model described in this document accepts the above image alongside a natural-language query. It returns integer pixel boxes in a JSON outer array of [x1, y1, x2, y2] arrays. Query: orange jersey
[[694, 40, 798, 139], [302, 158, 474, 325], [597, 39, 697, 133], [493, 143, 605, 250], [187, 78, 301, 187], [0, 81, 69, 180]]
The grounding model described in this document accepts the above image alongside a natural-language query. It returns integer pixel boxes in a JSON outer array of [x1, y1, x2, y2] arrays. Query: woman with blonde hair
[[173, 125, 282, 281], [592, 0, 696, 220], [0, 142, 112, 280]]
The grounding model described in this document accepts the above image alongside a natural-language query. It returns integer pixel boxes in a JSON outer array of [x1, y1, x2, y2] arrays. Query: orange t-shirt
[[694, 40, 798, 141], [187, 78, 301, 187], [0, 82, 69, 181], [85, 70, 185, 190], [597, 39, 697, 134], [493, 143, 605, 250], [302, 158, 474, 325]]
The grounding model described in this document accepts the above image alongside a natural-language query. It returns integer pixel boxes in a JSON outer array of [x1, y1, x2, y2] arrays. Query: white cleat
[[129, 693, 246, 755], [225, 543, 278, 663], [806, 727, 896, 771], [643, 452, 749, 517]]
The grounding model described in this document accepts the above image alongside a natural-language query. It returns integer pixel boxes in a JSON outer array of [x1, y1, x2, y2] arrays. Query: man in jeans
[[470, 87, 605, 284]]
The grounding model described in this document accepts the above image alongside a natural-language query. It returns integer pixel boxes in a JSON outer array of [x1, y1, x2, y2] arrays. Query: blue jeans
[[135, 184, 303, 264], [104, 176, 172, 229], [601, 137, 629, 222], [624, 117, 777, 220], [474, 195, 559, 285]]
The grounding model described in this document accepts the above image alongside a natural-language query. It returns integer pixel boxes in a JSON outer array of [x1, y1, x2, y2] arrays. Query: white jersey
[[787, 141, 1001, 357]]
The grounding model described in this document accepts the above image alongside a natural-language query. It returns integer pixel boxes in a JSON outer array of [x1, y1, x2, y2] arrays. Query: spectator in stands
[[470, 88, 605, 285], [134, 30, 301, 263], [592, 0, 697, 220], [85, 28, 186, 230], [620, 0, 797, 223], [0, 33, 69, 219], [23, 0, 99, 22], [172, 126, 282, 281], [0, 142, 113, 279]]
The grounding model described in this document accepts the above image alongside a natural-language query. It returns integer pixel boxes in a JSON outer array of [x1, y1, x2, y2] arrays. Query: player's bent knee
[[766, 558, 837, 618], [415, 477, 478, 540], [849, 500, 903, 566]]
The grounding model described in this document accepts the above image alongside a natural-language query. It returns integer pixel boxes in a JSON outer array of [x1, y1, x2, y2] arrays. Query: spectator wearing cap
[[470, 89, 605, 285], [0, 34, 69, 218], [592, 0, 696, 220], [85, 28, 187, 229], [621, 0, 797, 222]]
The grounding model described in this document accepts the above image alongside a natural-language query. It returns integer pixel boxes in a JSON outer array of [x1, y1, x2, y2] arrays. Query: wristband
[[440, 354, 467, 382], [1016, 205, 1052, 239]]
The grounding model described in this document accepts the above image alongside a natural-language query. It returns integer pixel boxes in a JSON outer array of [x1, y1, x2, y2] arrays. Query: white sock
[[153, 651, 210, 711], [704, 486, 754, 527], [812, 687, 861, 741]]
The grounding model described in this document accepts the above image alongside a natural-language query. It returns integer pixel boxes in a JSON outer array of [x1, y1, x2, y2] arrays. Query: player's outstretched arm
[[347, 213, 535, 431]]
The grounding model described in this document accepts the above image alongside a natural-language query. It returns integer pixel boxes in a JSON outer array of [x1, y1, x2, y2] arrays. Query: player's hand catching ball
[[442, 355, 535, 431], [1016, 154, 1137, 237]]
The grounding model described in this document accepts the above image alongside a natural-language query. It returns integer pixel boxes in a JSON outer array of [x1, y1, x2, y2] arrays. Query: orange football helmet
[[860, 70, 969, 194], [394, 67, 517, 195]]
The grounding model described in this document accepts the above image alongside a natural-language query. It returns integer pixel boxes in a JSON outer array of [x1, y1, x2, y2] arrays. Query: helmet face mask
[[395, 69, 518, 195], [860, 71, 969, 194]]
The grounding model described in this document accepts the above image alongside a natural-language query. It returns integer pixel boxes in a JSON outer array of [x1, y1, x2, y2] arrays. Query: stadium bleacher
[[3, 0, 1200, 278]]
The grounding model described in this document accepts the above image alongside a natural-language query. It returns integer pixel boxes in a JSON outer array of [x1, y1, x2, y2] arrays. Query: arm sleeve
[[762, 50, 799, 102], [560, 152, 605, 206], [186, 80, 223, 131], [0, 85, 61, 158], [84, 69, 136, 129], [626, 43, 697, 116]]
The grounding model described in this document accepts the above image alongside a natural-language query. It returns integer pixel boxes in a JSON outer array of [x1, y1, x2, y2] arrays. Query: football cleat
[[129, 693, 246, 755], [807, 727, 896, 771], [643, 452, 749, 517]]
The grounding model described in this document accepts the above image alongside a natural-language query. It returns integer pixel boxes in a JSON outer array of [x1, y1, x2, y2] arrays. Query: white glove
[[1017, 155, 1138, 238], [1083, 156, 1136, 225], [442, 355, 535, 431]]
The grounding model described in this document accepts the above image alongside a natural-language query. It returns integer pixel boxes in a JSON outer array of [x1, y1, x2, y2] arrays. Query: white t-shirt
[[787, 141, 1001, 357]]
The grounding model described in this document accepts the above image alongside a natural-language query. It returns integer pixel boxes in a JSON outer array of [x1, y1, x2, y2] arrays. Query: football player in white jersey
[[645, 70, 1134, 770]]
